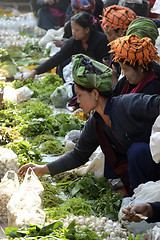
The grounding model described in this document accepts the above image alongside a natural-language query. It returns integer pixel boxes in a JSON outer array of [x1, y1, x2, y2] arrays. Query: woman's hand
[[122, 203, 153, 222], [21, 69, 37, 83], [17, 163, 50, 178]]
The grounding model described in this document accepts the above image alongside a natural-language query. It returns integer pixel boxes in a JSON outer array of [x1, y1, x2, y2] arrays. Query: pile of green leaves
[[5, 140, 42, 167], [5, 220, 104, 240], [0, 101, 23, 127], [0, 47, 12, 63], [40, 139, 66, 155], [42, 181, 64, 208], [45, 197, 93, 220], [55, 113, 85, 137], [64, 173, 123, 220], [18, 100, 52, 120], [12, 73, 63, 104]]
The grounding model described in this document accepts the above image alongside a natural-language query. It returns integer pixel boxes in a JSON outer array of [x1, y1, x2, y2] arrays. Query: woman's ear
[[92, 89, 99, 100], [85, 27, 90, 34], [117, 28, 124, 37]]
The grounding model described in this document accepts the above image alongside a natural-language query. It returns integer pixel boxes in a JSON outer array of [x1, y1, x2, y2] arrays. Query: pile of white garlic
[[58, 214, 135, 240], [0, 147, 19, 180], [0, 170, 19, 223], [0, 32, 39, 48]]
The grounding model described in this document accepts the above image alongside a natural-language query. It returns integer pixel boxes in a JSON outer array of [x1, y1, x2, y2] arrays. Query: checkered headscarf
[[101, 5, 137, 33], [109, 34, 160, 70]]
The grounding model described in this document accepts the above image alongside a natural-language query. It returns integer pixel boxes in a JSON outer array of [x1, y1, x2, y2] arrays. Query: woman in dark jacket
[[23, 12, 109, 81], [18, 54, 160, 197]]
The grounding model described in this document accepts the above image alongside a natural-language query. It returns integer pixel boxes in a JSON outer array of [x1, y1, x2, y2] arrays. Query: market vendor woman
[[18, 53, 160, 196], [22, 11, 110, 81]]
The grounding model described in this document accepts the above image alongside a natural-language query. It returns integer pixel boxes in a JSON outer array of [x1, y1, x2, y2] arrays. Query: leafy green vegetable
[[40, 139, 66, 155], [5, 140, 42, 167], [45, 197, 93, 220], [42, 182, 64, 208]]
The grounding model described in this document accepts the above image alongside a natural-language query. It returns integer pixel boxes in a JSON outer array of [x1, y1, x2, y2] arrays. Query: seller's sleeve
[[35, 37, 75, 74], [47, 115, 99, 176], [147, 202, 160, 223]]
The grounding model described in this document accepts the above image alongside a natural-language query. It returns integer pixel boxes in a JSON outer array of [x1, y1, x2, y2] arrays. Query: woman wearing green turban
[[18, 54, 160, 196], [126, 17, 159, 45]]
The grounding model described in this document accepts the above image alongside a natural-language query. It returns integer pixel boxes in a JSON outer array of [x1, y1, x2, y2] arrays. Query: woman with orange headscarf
[[110, 34, 160, 96], [101, 5, 137, 83], [109, 33, 160, 189]]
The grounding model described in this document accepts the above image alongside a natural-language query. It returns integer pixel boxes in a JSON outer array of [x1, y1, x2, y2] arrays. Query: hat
[[126, 17, 159, 45], [109, 34, 160, 69], [72, 54, 113, 92], [101, 5, 137, 33]]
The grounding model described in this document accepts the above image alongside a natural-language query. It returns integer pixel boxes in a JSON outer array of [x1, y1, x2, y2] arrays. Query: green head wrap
[[72, 54, 113, 92], [126, 17, 159, 45]]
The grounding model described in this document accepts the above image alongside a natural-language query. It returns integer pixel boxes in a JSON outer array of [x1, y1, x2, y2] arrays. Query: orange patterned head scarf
[[109, 34, 160, 70], [101, 5, 137, 33]]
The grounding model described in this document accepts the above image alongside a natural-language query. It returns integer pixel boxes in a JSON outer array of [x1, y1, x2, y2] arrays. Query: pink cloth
[[49, 7, 66, 27]]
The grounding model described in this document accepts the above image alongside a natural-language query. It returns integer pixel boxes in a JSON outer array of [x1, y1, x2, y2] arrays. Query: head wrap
[[72, 54, 113, 92], [109, 34, 160, 69], [71, 0, 95, 11], [101, 5, 137, 33], [126, 17, 159, 45]]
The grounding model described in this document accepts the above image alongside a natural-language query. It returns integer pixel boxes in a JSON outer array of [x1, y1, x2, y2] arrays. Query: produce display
[[0, 12, 153, 240]]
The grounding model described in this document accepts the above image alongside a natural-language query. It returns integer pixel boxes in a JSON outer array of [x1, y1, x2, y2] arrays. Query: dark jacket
[[148, 202, 160, 223], [47, 93, 160, 177], [35, 30, 110, 74]]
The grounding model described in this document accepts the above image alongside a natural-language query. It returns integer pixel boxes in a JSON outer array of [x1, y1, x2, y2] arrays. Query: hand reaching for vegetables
[[121, 203, 153, 222], [21, 69, 37, 83], [17, 163, 50, 178]]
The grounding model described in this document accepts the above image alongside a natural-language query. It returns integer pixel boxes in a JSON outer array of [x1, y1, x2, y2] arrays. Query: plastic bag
[[16, 86, 34, 103], [7, 168, 45, 228], [50, 85, 68, 108], [0, 170, 19, 223], [151, 0, 160, 14], [124, 0, 143, 4], [118, 181, 160, 234], [39, 27, 64, 47], [3, 86, 34, 103], [76, 146, 105, 178], [3, 86, 17, 103], [0, 147, 19, 181], [150, 115, 160, 164], [63, 61, 74, 84]]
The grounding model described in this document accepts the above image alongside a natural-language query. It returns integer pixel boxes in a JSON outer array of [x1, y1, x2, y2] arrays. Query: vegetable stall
[[0, 12, 154, 240]]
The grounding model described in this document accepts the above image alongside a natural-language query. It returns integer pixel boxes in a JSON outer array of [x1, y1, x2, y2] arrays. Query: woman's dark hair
[[74, 83, 113, 98], [119, 60, 153, 72], [71, 12, 94, 30]]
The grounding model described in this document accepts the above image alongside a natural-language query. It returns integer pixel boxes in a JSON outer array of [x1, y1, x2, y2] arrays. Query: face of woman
[[104, 27, 124, 42], [71, 21, 90, 41], [74, 84, 98, 114], [120, 63, 144, 85]]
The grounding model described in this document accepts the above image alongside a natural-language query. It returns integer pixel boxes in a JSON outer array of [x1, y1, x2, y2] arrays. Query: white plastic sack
[[3, 86, 33, 103], [3, 86, 17, 103], [7, 168, 45, 228], [119, 181, 160, 234], [63, 61, 74, 84], [151, 0, 160, 14], [39, 27, 64, 47], [0, 171, 19, 223], [16, 86, 34, 103], [76, 146, 105, 178], [50, 85, 68, 108], [150, 115, 160, 163], [0, 147, 19, 181], [124, 0, 142, 3]]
